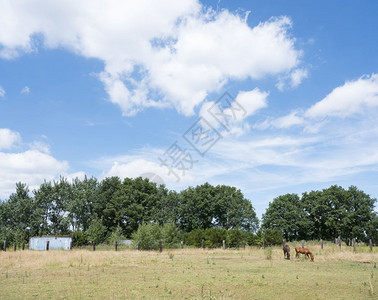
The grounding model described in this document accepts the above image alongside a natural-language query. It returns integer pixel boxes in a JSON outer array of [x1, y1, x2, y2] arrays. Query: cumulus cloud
[[0, 150, 69, 198], [0, 85, 5, 97], [305, 73, 378, 118], [259, 73, 378, 132], [200, 88, 268, 134], [276, 67, 308, 91], [0, 0, 303, 116], [290, 68, 308, 88], [0, 129, 81, 199], [20, 86, 30, 94], [0, 128, 21, 150]]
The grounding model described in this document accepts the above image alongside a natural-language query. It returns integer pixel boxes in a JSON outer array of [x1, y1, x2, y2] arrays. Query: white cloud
[[0, 128, 21, 150], [0, 0, 303, 116], [199, 88, 268, 134], [305, 73, 378, 119], [29, 140, 50, 153], [101, 157, 196, 188], [0, 129, 84, 199], [0, 85, 5, 97], [0, 150, 69, 198], [254, 111, 304, 130], [20, 86, 30, 94], [234, 89, 268, 117], [258, 73, 378, 132], [290, 68, 308, 88], [276, 67, 308, 91]]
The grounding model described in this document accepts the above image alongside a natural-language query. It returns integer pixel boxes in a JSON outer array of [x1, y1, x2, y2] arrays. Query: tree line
[[0, 177, 258, 247], [262, 185, 377, 244], [0, 176, 376, 248]]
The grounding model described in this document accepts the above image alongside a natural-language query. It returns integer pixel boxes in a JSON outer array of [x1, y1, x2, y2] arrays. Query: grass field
[[0, 243, 377, 299]]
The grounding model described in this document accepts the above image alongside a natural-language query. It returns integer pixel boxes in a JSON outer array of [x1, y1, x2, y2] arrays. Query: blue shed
[[29, 236, 72, 250]]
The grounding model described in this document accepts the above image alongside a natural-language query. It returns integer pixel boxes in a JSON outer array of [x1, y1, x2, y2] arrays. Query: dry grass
[[0, 244, 377, 299]]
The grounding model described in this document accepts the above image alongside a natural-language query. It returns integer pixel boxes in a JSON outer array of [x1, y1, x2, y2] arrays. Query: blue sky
[[0, 0, 377, 217]]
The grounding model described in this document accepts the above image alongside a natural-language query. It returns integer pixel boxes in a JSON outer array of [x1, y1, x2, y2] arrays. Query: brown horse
[[295, 247, 314, 261], [283, 244, 290, 260]]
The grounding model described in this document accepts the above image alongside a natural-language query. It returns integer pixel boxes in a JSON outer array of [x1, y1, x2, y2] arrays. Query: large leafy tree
[[262, 193, 311, 241], [1, 182, 42, 244], [67, 176, 98, 231], [94, 176, 122, 230], [101, 177, 162, 237], [33, 178, 71, 235], [178, 183, 258, 232], [213, 185, 258, 231], [302, 185, 376, 242], [178, 183, 216, 231]]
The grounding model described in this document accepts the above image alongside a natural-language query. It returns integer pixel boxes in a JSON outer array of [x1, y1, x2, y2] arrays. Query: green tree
[[162, 223, 181, 248], [109, 177, 162, 237], [178, 183, 259, 232], [263, 228, 283, 245], [86, 216, 107, 244], [178, 183, 216, 231], [108, 225, 125, 245], [213, 185, 259, 231], [3, 183, 37, 244], [262, 193, 311, 241], [95, 176, 122, 231], [67, 176, 98, 232], [302, 185, 376, 242], [132, 223, 161, 250]]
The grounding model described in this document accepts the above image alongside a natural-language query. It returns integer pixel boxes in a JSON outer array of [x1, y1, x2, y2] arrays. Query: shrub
[[132, 223, 161, 250], [226, 229, 247, 248], [162, 223, 181, 248], [247, 231, 262, 246], [264, 228, 283, 246], [108, 226, 125, 245], [85, 217, 107, 244], [183, 229, 205, 247], [204, 228, 227, 248], [71, 231, 88, 247]]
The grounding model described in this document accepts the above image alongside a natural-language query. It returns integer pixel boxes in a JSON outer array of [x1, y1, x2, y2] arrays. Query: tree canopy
[[0, 177, 258, 245], [262, 185, 377, 243]]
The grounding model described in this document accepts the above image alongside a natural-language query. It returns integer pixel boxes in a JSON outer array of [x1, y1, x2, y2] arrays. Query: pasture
[[0, 243, 377, 299]]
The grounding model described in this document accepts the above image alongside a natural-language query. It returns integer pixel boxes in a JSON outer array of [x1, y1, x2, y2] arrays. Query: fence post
[[46, 241, 50, 251], [321, 239, 323, 249], [159, 240, 162, 252], [22, 242, 25, 251], [201, 239, 205, 250], [338, 236, 341, 248], [262, 240, 265, 249], [137, 242, 140, 251], [3, 240, 6, 252], [115, 241, 118, 252], [180, 241, 184, 249], [243, 240, 246, 250], [302, 241, 304, 248], [370, 239, 373, 251], [14, 243, 16, 252], [353, 238, 356, 252], [92, 241, 96, 251], [222, 240, 226, 250]]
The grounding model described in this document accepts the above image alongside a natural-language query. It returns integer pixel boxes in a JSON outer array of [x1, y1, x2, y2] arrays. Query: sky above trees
[[0, 0, 377, 216]]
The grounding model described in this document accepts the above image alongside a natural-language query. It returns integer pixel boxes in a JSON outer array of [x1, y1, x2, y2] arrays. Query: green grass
[[0, 244, 377, 299]]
